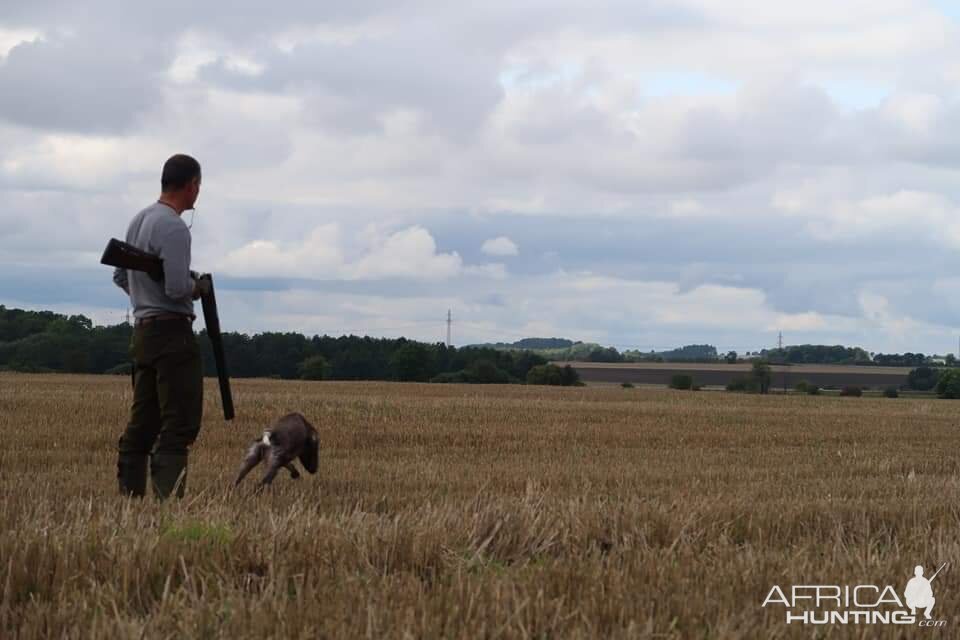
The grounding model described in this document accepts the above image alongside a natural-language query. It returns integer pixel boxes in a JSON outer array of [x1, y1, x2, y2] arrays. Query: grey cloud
[[3, 1, 700, 49], [475, 292, 507, 307], [0, 266, 122, 309], [198, 27, 504, 136], [678, 82, 840, 163], [189, 110, 295, 171], [0, 1, 419, 39], [880, 280, 960, 329], [481, 79, 856, 197], [0, 34, 169, 133], [878, 110, 960, 168], [428, 205, 960, 326]]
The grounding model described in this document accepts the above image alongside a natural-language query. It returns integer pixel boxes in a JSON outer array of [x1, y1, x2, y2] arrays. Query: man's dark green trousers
[[117, 316, 203, 500]]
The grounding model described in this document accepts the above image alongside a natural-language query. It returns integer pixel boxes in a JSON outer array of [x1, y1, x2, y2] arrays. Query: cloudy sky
[[2, 1, 960, 354]]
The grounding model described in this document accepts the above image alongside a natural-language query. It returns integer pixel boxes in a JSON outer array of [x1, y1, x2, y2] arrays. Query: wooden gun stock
[[100, 238, 164, 281]]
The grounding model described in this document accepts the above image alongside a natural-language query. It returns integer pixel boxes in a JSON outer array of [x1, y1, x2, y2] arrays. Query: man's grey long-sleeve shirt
[[113, 202, 195, 319]]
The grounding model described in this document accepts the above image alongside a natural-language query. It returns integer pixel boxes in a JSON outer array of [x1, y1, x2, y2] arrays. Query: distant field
[[560, 361, 914, 389], [1, 373, 958, 638]]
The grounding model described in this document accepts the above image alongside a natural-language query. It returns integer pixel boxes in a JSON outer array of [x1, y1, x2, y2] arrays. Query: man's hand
[[192, 274, 212, 300]]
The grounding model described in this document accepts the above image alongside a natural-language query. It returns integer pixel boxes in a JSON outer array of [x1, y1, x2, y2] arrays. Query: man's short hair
[[161, 154, 202, 192]]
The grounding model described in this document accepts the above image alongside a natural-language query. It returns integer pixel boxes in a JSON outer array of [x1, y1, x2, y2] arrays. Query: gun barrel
[[199, 274, 235, 421], [930, 563, 947, 582]]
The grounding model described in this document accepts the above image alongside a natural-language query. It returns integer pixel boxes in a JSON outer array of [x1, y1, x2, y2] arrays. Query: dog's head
[[299, 421, 320, 474]]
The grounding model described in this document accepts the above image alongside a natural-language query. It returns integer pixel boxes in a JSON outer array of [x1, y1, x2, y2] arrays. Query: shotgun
[[196, 273, 235, 420], [100, 238, 235, 420], [930, 563, 947, 582]]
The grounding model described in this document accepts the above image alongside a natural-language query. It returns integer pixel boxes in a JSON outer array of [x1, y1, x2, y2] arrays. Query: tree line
[[0, 305, 583, 385], [481, 338, 957, 368]]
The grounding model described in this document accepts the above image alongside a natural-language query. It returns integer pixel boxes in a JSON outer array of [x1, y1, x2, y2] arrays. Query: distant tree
[[657, 344, 718, 362], [751, 361, 772, 394], [724, 362, 771, 394], [526, 364, 580, 386], [774, 344, 872, 365], [725, 351, 737, 364], [63, 348, 89, 373], [104, 362, 133, 376], [527, 364, 562, 385], [587, 346, 622, 363], [935, 369, 960, 399], [462, 359, 511, 384], [907, 366, 940, 391], [299, 355, 330, 380], [876, 352, 929, 367], [839, 386, 862, 397], [560, 364, 581, 386], [508, 350, 548, 379], [726, 377, 749, 392], [669, 374, 694, 390], [883, 387, 899, 398], [389, 343, 433, 382], [513, 337, 574, 350], [430, 371, 468, 383]]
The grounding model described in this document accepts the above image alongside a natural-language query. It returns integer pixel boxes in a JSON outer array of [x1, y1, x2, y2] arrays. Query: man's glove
[[192, 274, 212, 300]]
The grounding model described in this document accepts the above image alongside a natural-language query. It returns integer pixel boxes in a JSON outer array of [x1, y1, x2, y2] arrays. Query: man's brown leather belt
[[135, 313, 194, 327]]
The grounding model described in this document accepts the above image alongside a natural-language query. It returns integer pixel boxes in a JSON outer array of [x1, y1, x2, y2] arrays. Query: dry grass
[[1, 372, 958, 639]]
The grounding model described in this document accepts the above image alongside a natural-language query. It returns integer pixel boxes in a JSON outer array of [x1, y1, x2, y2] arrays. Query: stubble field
[[1, 372, 958, 639]]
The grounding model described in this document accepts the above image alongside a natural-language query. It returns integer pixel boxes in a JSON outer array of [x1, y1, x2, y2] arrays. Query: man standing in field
[[112, 154, 209, 500]]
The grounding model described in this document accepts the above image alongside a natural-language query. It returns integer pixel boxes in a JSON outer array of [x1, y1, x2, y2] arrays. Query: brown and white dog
[[234, 412, 319, 487]]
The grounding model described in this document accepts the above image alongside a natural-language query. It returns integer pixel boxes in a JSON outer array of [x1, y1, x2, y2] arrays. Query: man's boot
[[150, 452, 188, 500], [117, 453, 149, 497]]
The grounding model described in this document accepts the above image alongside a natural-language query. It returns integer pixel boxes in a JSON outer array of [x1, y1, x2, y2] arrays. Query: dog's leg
[[285, 463, 301, 479], [234, 442, 265, 486], [259, 449, 288, 486]]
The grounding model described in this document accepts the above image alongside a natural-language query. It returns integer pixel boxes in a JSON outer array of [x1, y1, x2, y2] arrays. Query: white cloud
[[880, 93, 944, 134], [351, 226, 462, 280], [219, 224, 344, 278], [219, 224, 463, 281], [769, 311, 829, 332], [0, 27, 42, 58], [774, 188, 960, 248], [464, 263, 508, 279], [481, 236, 519, 256], [669, 199, 704, 216]]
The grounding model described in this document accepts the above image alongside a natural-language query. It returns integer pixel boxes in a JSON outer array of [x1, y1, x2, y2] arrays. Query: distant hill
[[473, 337, 721, 363], [623, 344, 719, 362], [466, 340, 940, 366], [468, 337, 623, 362], [469, 337, 575, 350]]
